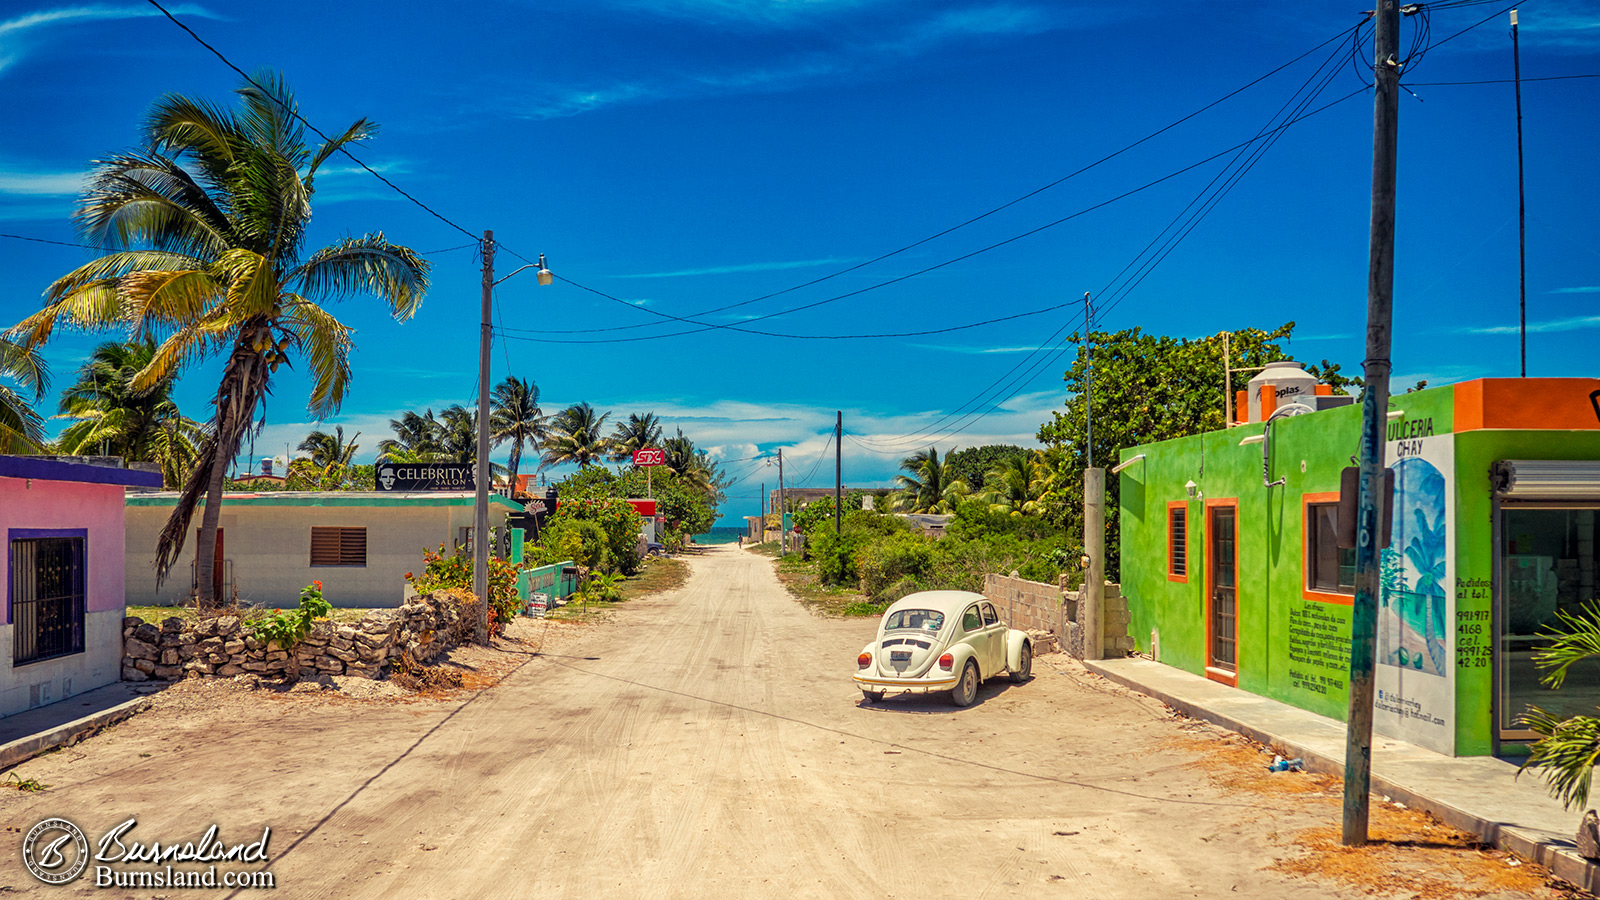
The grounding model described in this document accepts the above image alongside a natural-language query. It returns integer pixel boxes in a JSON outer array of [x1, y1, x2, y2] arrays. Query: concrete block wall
[[983, 572, 1065, 643], [1057, 575, 1132, 659]]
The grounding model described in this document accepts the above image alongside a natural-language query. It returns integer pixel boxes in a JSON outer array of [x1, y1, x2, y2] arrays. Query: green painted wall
[[1451, 429, 1600, 755], [1120, 386, 1462, 732]]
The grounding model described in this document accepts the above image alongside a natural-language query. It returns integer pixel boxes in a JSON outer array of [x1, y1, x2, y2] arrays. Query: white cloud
[[910, 343, 1048, 354], [1550, 285, 1600, 294], [1457, 315, 1600, 335], [0, 168, 87, 196], [0, 4, 223, 77]]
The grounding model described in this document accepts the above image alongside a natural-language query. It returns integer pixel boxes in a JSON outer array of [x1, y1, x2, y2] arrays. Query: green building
[[1118, 374, 1600, 757]]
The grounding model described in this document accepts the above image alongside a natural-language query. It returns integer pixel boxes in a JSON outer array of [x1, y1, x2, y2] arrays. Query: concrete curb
[[1083, 659, 1600, 893], [0, 695, 153, 773]]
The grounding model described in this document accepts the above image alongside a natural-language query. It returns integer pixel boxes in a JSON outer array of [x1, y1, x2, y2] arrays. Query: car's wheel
[[861, 690, 885, 704], [1009, 641, 1032, 683], [950, 660, 980, 707]]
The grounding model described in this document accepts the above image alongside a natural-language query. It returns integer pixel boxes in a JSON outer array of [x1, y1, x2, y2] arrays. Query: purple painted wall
[[1, 476, 128, 614]]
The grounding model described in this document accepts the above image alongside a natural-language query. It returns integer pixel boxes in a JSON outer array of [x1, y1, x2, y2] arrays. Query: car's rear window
[[884, 609, 944, 632]]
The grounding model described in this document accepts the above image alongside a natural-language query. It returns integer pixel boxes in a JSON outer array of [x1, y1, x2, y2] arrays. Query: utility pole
[[1343, 0, 1401, 848], [473, 229, 494, 645], [1082, 292, 1104, 661], [835, 411, 843, 535], [1512, 8, 1527, 377], [777, 448, 787, 557], [1223, 331, 1234, 425]]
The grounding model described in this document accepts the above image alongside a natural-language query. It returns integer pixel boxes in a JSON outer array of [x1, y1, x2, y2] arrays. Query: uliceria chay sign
[[1117, 376, 1600, 757]]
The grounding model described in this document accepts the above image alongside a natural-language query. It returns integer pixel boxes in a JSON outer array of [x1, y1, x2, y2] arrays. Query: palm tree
[[976, 452, 1042, 517], [54, 338, 203, 486], [295, 425, 360, 488], [1519, 602, 1600, 809], [661, 427, 717, 495], [8, 74, 429, 604], [437, 404, 479, 464], [379, 409, 443, 461], [0, 335, 49, 453], [490, 376, 546, 487], [889, 447, 968, 513], [609, 412, 662, 463], [540, 402, 612, 469]]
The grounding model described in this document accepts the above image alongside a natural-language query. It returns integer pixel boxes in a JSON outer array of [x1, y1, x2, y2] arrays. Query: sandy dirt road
[[3, 545, 1370, 899]]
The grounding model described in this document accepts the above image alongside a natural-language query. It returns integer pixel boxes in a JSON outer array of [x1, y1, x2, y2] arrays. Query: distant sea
[[692, 526, 745, 545]]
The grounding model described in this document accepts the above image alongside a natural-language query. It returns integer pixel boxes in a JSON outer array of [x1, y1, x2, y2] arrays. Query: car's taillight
[[938, 653, 954, 670], [858, 652, 872, 669]]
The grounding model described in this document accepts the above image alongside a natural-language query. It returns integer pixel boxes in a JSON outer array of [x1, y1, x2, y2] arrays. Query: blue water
[[693, 526, 745, 545]]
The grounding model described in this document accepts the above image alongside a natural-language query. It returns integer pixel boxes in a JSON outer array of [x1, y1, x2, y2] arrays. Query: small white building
[[125, 492, 521, 609], [2, 456, 162, 716]]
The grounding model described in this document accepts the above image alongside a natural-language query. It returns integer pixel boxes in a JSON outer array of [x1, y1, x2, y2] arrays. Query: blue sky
[[2, 0, 1598, 525]]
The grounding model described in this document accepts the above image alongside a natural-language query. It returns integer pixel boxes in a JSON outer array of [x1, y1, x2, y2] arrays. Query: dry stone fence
[[981, 571, 1131, 660], [121, 590, 479, 683]]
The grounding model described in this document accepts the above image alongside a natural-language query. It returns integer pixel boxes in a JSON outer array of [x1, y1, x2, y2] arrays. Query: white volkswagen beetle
[[853, 590, 1032, 706]]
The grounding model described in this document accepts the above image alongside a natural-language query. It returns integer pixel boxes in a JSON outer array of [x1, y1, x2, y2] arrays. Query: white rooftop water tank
[[1246, 361, 1318, 422]]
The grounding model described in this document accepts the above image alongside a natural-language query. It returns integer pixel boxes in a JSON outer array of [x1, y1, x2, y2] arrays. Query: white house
[[125, 492, 522, 609]]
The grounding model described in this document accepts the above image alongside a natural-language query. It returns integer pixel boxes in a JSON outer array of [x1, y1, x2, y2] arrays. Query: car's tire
[[1009, 641, 1032, 683], [950, 660, 980, 707], [861, 690, 885, 704]]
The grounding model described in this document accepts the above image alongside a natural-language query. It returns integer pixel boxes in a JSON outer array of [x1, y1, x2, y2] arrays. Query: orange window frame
[[1301, 491, 1354, 606], [1167, 501, 1189, 583], [1203, 498, 1240, 687]]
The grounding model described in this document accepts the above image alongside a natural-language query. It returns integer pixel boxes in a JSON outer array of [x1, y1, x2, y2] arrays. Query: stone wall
[[983, 572, 1065, 641], [1059, 576, 1133, 659], [121, 590, 479, 683]]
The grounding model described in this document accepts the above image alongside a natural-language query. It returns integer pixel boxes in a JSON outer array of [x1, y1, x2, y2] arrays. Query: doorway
[[1497, 504, 1600, 740], [1207, 502, 1239, 684]]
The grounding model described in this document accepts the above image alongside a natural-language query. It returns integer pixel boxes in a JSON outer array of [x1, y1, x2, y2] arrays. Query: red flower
[[313, 580, 322, 589], [405, 572, 414, 579]]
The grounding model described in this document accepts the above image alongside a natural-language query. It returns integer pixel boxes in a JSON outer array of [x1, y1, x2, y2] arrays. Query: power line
[[144, 0, 481, 243], [1408, 73, 1600, 85], [0, 232, 98, 250], [513, 19, 1373, 340]]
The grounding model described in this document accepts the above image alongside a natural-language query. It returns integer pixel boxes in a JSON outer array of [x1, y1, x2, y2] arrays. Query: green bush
[[858, 531, 936, 601]]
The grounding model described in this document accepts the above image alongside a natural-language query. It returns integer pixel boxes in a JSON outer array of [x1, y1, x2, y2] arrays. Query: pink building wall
[[1, 476, 128, 614]]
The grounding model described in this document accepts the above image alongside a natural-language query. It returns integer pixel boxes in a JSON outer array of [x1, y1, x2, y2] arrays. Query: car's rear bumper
[[853, 672, 958, 690]]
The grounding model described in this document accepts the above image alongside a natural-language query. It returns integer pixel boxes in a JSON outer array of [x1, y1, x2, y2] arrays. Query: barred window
[[310, 527, 367, 567], [1169, 506, 1188, 577]]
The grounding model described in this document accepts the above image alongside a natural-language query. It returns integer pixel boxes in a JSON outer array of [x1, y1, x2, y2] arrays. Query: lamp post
[[475, 232, 552, 644]]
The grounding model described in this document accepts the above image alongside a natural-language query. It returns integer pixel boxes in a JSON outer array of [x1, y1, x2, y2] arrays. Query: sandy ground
[[0, 546, 1578, 899]]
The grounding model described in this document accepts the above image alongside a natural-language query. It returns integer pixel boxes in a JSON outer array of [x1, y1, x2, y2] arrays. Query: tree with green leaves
[[54, 338, 202, 487], [0, 335, 48, 453], [7, 73, 430, 604], [490, 376, 545, 487], [379, 409, 443, 462], [291, 425, 361, 489], [944, 444, 1029, 494], [609, 412, 663, 463], [1518, 602, 1600, 810], [1036, 322, 1299, 572], [541, 402, 612, 469], [974, 452, 1044, 518], [887, 447, 968, 513]]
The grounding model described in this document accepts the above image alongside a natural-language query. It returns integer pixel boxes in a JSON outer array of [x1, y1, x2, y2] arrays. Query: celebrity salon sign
[[375, 462, 475, 492], [22, 816, 277, 890]]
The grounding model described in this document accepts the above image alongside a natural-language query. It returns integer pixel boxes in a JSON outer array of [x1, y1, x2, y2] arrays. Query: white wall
[[126, 500, 514, 609]]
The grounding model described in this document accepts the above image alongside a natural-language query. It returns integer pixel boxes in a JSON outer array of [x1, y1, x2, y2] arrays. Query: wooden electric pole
[[777, 448, 787, 557], [1343, 0, 1401, 848], [474, 229, 494, 645]]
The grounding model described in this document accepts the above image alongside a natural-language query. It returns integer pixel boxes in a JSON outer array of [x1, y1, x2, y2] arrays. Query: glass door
[[1498, 504, 1600, 739], [1210, 506, 1238, 675]]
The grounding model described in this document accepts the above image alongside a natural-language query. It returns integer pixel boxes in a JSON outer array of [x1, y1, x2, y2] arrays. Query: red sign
[[633, 448, 666, 467], [549, 498, 658, 517]]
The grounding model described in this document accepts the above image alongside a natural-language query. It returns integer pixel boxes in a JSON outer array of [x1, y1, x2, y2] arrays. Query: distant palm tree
[[976, 453, 1042, 517], [662, 427, 716, 494], [8, 74, 429, 604], [889, 447, 967, 513], [490, 376, 546, 487], [437, 405, 479, 464], [540, 402, 612, 469], [609, 412, 663, 463], [295, 425, 361, 488], [379, 409, 443, 461], [0, 335, 49, 453], [54, 338, 202, 487]]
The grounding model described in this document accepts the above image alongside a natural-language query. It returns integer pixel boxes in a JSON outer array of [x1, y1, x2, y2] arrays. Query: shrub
[[858, 532, 936, 601], [548, 497, 644, 575], [251, 581, 331, 651], [406, 543, 522, 636]]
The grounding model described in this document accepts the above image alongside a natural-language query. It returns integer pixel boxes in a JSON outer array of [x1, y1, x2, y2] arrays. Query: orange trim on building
[[1203, 497, 1239, 687], [1454, 377, 1600, 432], [1167, 501, 1190, 583], [1300, 491, 1354, 606]]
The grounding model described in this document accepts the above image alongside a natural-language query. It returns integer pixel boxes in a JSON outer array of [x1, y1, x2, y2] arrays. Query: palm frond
[[291, 234, 430, 320], [1518, 705, 1600, 810], [1533, 601, 1600, 690], [281, 296, 354, 419]]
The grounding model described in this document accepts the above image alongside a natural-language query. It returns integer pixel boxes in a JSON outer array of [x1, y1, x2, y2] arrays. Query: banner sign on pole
[[376, 462, 476, 492]]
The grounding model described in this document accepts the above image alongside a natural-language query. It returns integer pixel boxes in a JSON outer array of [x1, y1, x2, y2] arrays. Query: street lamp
[[475, 232, 552, 644]]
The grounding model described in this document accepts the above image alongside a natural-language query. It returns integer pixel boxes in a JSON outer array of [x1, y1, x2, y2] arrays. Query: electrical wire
[[144, 0, 481, 243], [0, 232, 98, 250], [1408, 73, 1600, 86]]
